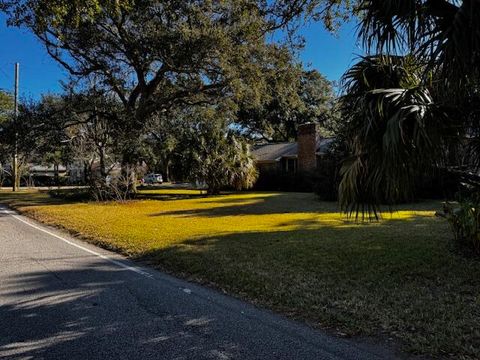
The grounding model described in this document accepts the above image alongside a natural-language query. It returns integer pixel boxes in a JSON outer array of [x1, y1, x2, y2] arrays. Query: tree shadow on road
[[0, 259, 240, 360], [136, 218, 478, 360]]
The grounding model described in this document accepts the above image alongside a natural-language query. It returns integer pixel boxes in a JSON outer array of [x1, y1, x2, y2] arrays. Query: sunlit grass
[[1, 188, 478, 359], [2, 191, 435, 253]]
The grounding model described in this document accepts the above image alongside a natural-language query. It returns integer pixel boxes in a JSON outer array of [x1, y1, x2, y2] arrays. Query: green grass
[[1, 188, 479, 359]]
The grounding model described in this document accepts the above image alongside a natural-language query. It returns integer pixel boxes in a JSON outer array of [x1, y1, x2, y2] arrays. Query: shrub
[[442, 193, 480, 255], [313, 155, 340, 201], [89, 168, 138, 202], [253, 157, 341, 195], [415, 168, 460, 200], [48, 188, 90, 202], [253, 169, 312, 192], [189, 123, 258, 195]]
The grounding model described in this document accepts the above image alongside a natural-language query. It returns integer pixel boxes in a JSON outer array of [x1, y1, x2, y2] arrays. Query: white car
[[144, 173, 163, 184]]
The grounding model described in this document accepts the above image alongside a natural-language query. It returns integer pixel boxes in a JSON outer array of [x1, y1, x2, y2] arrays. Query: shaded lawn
[[1, 189, 479, 359]]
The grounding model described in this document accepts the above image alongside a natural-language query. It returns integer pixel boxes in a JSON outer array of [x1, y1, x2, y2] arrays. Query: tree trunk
[[165, 160, 171, 182], [99, 146, 107, 178], [206, 179, 220, 195], [121, 162, 138, 198], [15, 164, 20, 189], [54, 163, 59, 186], [83, 161, 89, 184]]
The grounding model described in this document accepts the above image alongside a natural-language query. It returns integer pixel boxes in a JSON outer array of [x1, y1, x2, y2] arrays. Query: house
[[29, 164, 67, 178], [252, 123, 334, 176], [67, 161, 124, 184]]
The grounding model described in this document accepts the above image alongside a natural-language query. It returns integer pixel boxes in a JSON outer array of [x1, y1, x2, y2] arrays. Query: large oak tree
[[0, 0, 348, 126]]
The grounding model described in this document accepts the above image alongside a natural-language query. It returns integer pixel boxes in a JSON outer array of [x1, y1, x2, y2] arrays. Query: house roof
[[29, 165, 67, 172], [252, 137, 335, 162], [252, 142, 298, 162], [317, 138, 335, 154]]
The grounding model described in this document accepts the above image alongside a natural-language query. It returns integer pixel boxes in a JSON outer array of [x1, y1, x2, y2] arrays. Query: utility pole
[[12, 63, 19, 192]]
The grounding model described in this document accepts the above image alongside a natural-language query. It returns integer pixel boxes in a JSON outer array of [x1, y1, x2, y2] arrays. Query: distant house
[[67, 161, 124, 184], [18, 164, 68, 187], [252, 123, 334, 176], [29, 164, 67, 178]]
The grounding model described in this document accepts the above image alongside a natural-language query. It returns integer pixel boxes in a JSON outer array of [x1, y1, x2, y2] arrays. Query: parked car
[[144, 173, 163, 184]]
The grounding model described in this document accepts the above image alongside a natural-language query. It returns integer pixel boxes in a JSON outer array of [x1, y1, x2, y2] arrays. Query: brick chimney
[[297, 123, 317, 172]]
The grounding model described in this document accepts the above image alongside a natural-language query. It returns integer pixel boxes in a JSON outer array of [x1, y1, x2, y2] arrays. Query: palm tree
[[189, 119, 258, 195], [358, 0, 480, 92], [338, 55, 454, 217], [338, 1, 480, 216]]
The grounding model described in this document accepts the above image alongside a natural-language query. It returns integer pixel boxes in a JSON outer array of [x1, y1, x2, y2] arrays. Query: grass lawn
[[1, 188, 479, 359]]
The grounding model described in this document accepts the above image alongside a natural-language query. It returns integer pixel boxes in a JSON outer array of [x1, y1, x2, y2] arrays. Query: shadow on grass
[[0, 190, 70, 208], [136, 221, 478, 359], [138, 183, 197, 191], [0, 188, 469, 357], [148, 193, 338, 218], [0, 188, 211, 207], [148, 192, 439, 220], [136, 192, 208, 201]]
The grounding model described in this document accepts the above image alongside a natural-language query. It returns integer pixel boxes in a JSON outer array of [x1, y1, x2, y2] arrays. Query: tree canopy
[[0, 0, 350, 125], [237, 68, 336, 141], [0, 91, 13, 123]]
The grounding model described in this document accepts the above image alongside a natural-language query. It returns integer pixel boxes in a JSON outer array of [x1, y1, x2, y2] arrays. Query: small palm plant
[[443, 193, 480, 255], [189, 120, 258, 195]]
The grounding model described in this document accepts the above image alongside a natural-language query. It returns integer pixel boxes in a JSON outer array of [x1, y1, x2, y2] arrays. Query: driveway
[[0, 206, 406, 359]]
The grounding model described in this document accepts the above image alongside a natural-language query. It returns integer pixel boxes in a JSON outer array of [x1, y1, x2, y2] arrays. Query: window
[[282, 158, 297, 173]]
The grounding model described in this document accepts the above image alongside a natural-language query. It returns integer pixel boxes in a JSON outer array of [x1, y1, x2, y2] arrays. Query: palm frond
[[357, 0, 480, 98], [339, 55, 451, 218]]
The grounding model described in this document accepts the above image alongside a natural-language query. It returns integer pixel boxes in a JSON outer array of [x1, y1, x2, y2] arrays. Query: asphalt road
[[0, 206, 406, 360]]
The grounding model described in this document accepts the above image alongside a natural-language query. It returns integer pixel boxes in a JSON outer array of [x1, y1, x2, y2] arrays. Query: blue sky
[[0, 13, 362, 100]]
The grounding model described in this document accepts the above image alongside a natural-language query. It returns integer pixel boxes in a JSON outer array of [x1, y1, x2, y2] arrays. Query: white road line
[[8, 210, 154, 280]]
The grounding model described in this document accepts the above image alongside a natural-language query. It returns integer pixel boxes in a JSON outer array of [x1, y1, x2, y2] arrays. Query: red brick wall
[[297, 123, 317, 172]]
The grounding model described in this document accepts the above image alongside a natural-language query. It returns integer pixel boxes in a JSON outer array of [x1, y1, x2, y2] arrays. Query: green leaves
[[186, 111, 258, 194], [443, 193, 480, 255], [0, 91, 13, 123], [0, 1, 270, 120], [341, 1, 480, 219], [339, 56, 449, 218], [237, 68, 336, 141], [357, 0, 480, 99]]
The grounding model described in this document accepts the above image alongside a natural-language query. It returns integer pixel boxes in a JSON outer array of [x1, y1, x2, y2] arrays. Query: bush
[[89, 169, 138, 202], [313, 156, 340, 201], [253, 156, 341, 196], [415, 168, 460, 200], [188, 123, 258, 195], [253, 170, 315, 192], [442, 192, 480, 255], [48, 188, 91, 202]]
